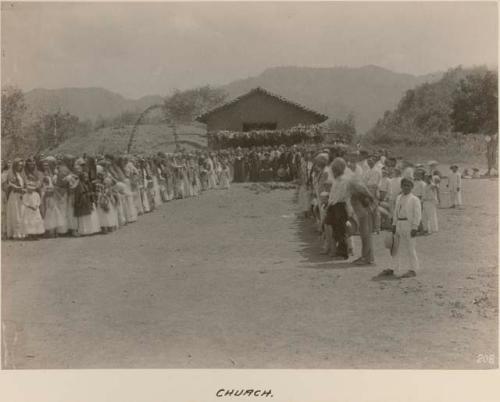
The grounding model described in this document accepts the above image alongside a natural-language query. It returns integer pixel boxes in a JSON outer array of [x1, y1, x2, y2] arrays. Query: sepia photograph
[[0, 0, 498, 382]]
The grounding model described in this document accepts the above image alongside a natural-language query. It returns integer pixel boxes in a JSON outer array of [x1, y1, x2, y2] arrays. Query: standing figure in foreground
[[390, 178, 421, 278], [373, 178, 421, 279]]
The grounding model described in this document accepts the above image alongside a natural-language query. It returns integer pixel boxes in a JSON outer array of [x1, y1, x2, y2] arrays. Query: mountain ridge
[[23, 65, 443, 132]]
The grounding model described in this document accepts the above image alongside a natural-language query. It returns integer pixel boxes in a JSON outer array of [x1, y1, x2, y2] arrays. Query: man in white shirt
[[326, 158, 353, 260], [363, 158, 382, 196], [344, 153, 363, 181]]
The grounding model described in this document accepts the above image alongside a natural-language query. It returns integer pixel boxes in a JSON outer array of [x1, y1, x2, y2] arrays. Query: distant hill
[[23, 65, 443, 134], [50, 123, 207, 155], [24, 87, 163, 122], [220, 65, 442, 132]]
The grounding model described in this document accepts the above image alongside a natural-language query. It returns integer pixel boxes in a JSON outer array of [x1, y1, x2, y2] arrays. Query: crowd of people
[[231, 145, 303, 182], [1, 140, 470, 282], [296, 146, 464, 280], [1, 151, 234, 240]]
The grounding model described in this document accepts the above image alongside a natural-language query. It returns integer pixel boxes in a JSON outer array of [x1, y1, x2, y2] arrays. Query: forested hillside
[[365, 66, 498, 146]]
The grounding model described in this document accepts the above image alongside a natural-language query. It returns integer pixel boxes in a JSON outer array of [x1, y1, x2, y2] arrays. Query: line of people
[[298, 147, 462, 279], [1, 151, 233, 240]]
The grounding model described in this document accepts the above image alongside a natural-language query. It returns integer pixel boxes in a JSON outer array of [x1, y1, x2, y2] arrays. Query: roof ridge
[[196, 87, 328, 123]]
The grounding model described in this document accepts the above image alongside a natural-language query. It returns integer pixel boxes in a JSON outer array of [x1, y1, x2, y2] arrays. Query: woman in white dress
[[5, 158, 26, 239], [40, 162, 65, 237], [22, 181, 45, 238]]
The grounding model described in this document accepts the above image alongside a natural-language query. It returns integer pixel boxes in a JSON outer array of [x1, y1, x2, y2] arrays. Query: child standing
[[392, 178, 421, 278], [375, 178, 421, 279]]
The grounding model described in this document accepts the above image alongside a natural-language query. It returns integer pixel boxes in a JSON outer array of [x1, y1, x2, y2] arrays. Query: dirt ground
[[1, 178, 498, 369]]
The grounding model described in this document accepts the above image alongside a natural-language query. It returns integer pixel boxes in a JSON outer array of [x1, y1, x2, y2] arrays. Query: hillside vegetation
[[364, 66, 497, 146], [50, 123, 207, 156]]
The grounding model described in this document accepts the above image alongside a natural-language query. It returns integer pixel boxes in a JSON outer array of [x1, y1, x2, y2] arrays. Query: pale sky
[[1, 1, 498, 98]]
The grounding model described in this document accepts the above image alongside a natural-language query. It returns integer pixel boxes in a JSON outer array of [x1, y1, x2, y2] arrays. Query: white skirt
[[97, 203, 119, 228], [125, 194, 138, 222], [43, 197, 66, 231], [54, 192, 69, 234], [141, 188, 151, 212], [133, 191, 144, 215], [6, 192, 25, 239], [152, 177, 163, 206], [115, 195, 127, 226], [23, 207, 45, 235], [77, 206, 101, 235]]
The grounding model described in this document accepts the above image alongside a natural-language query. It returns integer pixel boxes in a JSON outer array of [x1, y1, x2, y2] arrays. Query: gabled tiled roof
[[196, 87, 328, 124]]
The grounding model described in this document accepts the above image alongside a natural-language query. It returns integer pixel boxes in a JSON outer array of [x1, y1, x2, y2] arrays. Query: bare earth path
[[1, 180, 498, 369]]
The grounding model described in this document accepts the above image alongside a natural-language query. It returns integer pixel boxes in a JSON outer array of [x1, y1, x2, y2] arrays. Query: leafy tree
[[451, 70, 498, 134], [163, 85, 227, 124], [127, 85, 227, 153], [327, 112, 356, 143], [163, 86, 227, 149], [365, 66, 497, 146], [1, 86, 27, 155]]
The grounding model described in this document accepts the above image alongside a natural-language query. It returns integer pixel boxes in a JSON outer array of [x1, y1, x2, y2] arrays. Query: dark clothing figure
[[233, 156, 245, 182], [328, 202, 349, 259]]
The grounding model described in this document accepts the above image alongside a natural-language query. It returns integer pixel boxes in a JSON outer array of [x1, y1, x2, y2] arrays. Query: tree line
[[365, 66, 498, 146], [1, 85, 228, 159]]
